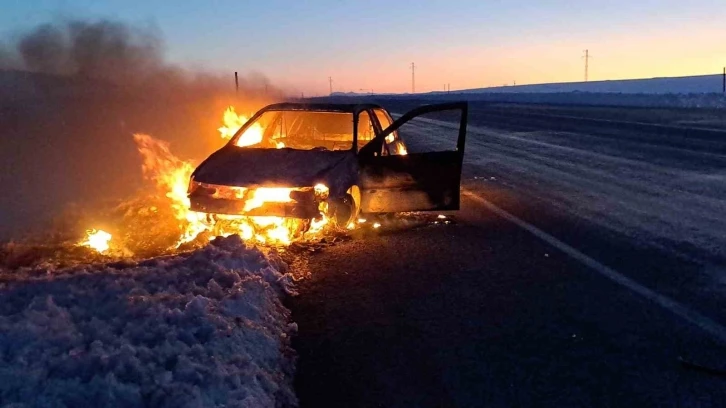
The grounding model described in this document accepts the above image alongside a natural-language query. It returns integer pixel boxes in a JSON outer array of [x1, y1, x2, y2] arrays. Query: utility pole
[[410, 62, 415, 93], [328, 76, 333, 95], [723, 67, 725, 94], [583, 50, 591, 82], [234, 72, 239, 95]]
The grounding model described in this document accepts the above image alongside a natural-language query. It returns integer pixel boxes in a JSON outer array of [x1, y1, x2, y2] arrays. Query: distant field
[[328, 73, 726, 109], [383, 99, 726, 130]]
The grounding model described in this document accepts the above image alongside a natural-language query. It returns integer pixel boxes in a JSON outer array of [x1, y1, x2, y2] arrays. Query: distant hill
[[451, 74, 725, 95], [332, 74, 725, 97], [327, 73, 726, 109]]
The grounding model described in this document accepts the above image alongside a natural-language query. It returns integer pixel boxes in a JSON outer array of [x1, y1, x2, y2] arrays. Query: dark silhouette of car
[[188, 102, 468, 227]]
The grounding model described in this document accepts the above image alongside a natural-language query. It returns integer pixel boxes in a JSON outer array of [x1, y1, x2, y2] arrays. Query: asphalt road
[[289, 103, 726, 407]]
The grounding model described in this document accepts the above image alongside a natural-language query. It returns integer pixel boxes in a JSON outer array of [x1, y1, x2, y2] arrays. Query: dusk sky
[[2, 0, 725, 94]]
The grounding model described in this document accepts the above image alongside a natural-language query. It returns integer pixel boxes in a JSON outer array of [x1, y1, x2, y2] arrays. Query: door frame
[[358, 102, 469, 213]]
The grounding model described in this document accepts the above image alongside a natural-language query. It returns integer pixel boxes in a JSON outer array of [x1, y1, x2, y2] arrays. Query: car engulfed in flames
[[188, 102, 468, 240], [76, 102, 467, 255], [185, 106, 359, 244], [171, 106, 340, 247]]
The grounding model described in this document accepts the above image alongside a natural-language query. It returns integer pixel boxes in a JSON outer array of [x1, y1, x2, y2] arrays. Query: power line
[[583, 50, 592, 82], [410, 62, 415, 93]]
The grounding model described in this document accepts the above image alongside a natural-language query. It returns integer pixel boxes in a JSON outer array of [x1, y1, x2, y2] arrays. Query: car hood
[[192, 147, 358, 194]]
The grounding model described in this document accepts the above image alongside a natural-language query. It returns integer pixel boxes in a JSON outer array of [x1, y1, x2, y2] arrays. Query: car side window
[[358, 111, 375, 143], [373, 108, 406, 155], [374, 109, 392, 129], [357, 111, 382, 156]]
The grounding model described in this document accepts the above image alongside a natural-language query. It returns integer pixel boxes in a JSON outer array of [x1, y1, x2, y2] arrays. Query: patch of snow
[[0, 235, 298, 407]]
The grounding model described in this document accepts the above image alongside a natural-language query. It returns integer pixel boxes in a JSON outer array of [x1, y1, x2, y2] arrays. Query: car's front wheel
[[328, 186, 360, 228]]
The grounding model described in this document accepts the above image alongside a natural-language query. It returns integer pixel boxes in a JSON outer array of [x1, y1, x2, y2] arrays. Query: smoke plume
[[0, 19, 282, 240]]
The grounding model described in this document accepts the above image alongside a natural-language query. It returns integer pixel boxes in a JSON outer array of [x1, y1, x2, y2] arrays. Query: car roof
[[259, 102, 386, 114]]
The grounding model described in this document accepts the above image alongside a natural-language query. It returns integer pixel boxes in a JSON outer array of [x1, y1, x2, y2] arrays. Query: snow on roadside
[[0, 235, 298, 407]]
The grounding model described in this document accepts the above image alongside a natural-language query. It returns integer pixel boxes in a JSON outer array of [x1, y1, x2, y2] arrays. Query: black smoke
[[0, 19, 281, 240]]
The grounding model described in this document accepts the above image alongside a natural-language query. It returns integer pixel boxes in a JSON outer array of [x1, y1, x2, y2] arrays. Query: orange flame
[[243, 188, 293, 212], [133, 133, 312, 246], [84, 105, 332, 254], [218, 106, 266, 148], [124, 106, 331, 248], [79, 229, 112, 253]]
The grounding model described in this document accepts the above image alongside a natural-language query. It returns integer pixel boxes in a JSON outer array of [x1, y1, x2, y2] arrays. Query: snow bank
[[0, 235, 298, 407]]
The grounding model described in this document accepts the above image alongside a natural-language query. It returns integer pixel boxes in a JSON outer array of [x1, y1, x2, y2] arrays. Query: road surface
[[289, 103, 726, 407]]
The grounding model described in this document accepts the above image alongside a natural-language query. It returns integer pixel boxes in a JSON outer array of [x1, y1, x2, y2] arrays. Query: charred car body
[[188, 102, 468, 227]]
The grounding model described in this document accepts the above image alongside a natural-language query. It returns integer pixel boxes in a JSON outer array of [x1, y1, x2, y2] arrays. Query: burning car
[[188, 102, 468, 230]]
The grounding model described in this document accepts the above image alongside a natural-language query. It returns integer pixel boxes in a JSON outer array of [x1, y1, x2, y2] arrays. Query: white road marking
[[464, 190, 726, 345]]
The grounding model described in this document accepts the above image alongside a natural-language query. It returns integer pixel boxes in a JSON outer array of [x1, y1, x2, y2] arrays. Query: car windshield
[[231, 110, 363, 151]]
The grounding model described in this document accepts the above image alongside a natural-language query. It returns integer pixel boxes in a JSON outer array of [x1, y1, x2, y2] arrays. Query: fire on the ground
[[79, 106, 337, 254]]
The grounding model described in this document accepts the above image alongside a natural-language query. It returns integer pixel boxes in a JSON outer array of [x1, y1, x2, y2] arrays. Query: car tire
[[330, 186, 360, 228], [330, 193, 354, 227]]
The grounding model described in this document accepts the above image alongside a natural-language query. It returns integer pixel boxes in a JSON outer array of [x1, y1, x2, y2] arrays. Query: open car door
[[359, 102, 468, 213]]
